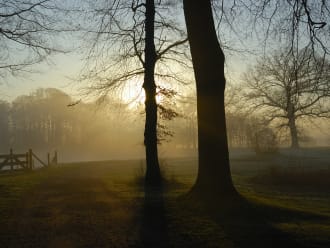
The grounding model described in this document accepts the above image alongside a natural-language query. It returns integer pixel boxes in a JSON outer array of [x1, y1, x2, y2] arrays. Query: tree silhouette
[[143, 0, 161, 185], [78, 0, 188, 186], [183, 0, 237, 198], [244, 48, 330, 148], [0, 0, 64, 79]]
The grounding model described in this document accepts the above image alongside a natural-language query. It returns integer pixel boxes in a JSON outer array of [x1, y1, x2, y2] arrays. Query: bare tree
[[78, 0, 189, 186], [212, 1, 330, 56], [244, 48, 330, 148], [0, 0, 65, 79]]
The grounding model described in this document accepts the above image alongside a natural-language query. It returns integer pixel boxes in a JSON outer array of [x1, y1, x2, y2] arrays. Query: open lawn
[[0, 149, 329, 247]]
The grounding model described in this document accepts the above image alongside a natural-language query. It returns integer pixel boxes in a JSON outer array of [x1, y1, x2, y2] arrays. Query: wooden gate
[[0, 149, 31, 171], [0, 149, 57, 171]]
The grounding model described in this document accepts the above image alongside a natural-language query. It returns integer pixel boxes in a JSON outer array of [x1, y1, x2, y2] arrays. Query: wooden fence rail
[[0, 149, 57, 171]]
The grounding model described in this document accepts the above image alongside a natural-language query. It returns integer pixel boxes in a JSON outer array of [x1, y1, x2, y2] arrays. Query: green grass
[[0, 153, 329, 247], [0, 169, 50, 216]]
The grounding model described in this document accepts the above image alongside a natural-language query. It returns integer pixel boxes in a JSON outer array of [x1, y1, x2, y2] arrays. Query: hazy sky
[[0, 53, 84, 101], [0, 1, 251, 103], [0, 51, 248, 105]]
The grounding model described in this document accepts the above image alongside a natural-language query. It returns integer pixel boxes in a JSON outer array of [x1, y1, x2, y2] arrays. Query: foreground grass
[[0, 169, 50, 218], [0, 158, 329, 247]]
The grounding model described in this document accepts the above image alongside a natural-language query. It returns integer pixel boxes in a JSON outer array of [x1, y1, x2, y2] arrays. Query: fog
[[0, 87, 329, 163], [0, 88, 196, 162]]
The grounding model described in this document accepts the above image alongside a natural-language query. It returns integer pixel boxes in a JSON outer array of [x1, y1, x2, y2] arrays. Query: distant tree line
[[0, 88, 146, 160], [0, 87, 290, 160]]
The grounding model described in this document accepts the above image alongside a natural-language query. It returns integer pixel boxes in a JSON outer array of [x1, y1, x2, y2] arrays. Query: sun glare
[[120, 81, 145, 108], [120, 79, 165, 108]]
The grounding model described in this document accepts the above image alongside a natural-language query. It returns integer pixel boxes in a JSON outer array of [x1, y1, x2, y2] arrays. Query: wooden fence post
[[10, 148, 13, 171], [28, 149, 33, 170], [26, 152, 29, 169], [54, 151, 58, 165]]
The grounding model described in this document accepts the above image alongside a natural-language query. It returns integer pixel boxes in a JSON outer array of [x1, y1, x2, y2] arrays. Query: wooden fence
[[0, 149, 57, 171]]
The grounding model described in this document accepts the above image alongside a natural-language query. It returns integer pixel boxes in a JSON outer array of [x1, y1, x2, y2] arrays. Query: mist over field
[[1, 87, 329, 164]]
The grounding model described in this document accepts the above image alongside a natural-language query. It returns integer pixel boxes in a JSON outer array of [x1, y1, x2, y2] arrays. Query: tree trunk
[[287, 100, 299, 149], [143, 0, 161, 186], [183, 0, 236, 198], [288, 116, 299, 149]]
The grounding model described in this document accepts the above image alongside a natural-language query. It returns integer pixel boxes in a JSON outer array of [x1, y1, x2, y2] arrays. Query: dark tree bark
[[288, 115, 299, 149], [183, 0, 236, 198], [143, 0, 161, 186]]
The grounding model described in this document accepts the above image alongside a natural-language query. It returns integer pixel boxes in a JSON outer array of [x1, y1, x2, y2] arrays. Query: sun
[[120, 80, 145, 108], [120, 79, 165, 108]]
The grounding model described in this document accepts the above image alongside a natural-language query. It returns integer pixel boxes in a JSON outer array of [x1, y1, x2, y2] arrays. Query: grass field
[[0, 149, 329, 247]]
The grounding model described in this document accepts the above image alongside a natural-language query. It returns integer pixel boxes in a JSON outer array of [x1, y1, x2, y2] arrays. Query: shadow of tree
[[138, 185, 169, 248], [193, 194, 327, 248], [133, 184, 328, 248]]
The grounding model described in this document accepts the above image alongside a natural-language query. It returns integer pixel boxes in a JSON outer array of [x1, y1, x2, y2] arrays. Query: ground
[[0, 149, 329, 247]]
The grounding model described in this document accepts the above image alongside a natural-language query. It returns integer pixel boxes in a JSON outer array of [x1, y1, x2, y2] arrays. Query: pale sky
[[0, 50, 249, 104], [0, 53, 84, 101]]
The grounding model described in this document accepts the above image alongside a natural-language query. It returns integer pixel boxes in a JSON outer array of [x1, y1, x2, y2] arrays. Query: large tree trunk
[[143, 0, 161, 186], [183, 0, 236, 197]]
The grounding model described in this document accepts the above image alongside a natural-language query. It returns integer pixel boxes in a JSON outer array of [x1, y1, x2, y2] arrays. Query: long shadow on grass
[[195, 194, 327, 248], [138, 185, 169, 248]]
